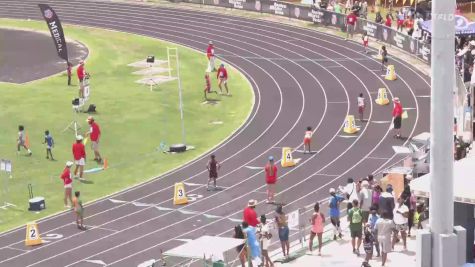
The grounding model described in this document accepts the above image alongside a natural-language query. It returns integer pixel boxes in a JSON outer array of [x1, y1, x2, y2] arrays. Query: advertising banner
[[38, 4, 69, 62]]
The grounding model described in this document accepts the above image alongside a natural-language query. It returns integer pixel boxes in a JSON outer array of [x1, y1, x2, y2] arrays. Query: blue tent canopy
[[421, 15, 475, 36]]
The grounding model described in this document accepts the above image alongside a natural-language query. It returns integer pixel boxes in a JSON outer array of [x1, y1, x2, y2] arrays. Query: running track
[[0, 1, 430, 266]]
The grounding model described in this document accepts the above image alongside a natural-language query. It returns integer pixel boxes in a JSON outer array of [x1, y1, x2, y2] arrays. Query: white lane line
[[2, 247, 30, 253], [366, 156, 391, 160], [88, 226, 119, 233], [84, 259, 107, 266], [315, 174, 339, 177], [371, 120, 391, 124], [327, 101, 347, 104], [403, 107, 416, 110], [338, 135, 358, 138], [174, 239, 193, 243], [244, 166, 262, 170], [416, 95, 431, 98]]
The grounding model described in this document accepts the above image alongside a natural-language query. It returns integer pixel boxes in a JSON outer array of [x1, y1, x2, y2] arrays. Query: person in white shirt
[[339, 178, 358, 211], [357, 93, 365, 122], [258, 215, 273, 267], [303, 126, 313, 154], [375, 212, 395, 266], [392, 197, 409, 250], [359, 181, 372, 223]]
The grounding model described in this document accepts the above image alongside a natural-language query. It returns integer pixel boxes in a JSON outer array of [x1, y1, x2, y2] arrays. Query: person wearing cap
[[264, 156, 277, 204], [392, 97, 403, 139], [77, 61, 86, 98], [359, 180, 373, 223], [378, 184, 395, 219], [216, 63, 230, 95], [85, 116, 102, 164], [206, 41, 216, 72], [328, 187, 344, 240], [243, 199, 259, 227], [60, 161, 74, 208], [72, 135, 86, 180]]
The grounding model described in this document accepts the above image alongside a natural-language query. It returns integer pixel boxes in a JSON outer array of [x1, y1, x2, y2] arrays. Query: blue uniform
[[45, 135, 54, 148], [244, 226, 261, 258], [329, 195, 345, 218]]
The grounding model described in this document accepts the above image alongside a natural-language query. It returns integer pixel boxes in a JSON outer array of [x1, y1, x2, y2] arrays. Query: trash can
[[212, 261, 225, 267]]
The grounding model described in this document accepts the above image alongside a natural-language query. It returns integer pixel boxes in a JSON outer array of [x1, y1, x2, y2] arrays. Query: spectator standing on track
[[60, 161, 74, 208], [72, 135, 86, 180], [242, 221, 262, 267], [359, 180, 372, 223], [357, 93, 365, 121], [362, 32, 369, 54], [207, 41, 216, 72], [243, 199, 260, 227], [309, 202, 325, 255], [17, 125, 32, 156], [206, 154, 221, 191], [392, 97, 403, 139], [72, 191, 86, 230], [67, 62, 72, 86], [217, 63, 230, 95], [265, 156, 277, 204], [368, 205, 381, 257], [77, 60, 86, 98], [340, 177, 358, 211], [329, 188, 344, 240], [43, 130, 55, 160], [275, 205, 290, 258], [379, 185, 395, 219], [258, 215, 273, 267], [233, 225, 247, 267], [376, 212, 395, 266], [303, 126, 313, 154], [381, 45, 388, 71], [392, 197, 409, 250], [348, 199, 363, 256], [85, 116, 102, 164], [345, 11, 357, 40]]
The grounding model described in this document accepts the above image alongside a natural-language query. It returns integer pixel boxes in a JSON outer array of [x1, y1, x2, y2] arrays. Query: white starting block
[[137, 259, 156, 267]]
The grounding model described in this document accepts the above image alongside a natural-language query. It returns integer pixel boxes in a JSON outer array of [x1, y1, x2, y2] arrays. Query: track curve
[[0, 1, 430, 266]]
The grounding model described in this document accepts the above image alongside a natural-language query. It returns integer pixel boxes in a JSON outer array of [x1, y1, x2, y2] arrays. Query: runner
[[303, 126, 313, 154], [264, 156, 277, 204], [217, 63, 230, 95], [72, 191, 86, 230], [381, 45, 388, 71], [348, 199, 363, 256], [206, 154, 221, 191], [206, 41, 216, 72], [392, 97, 403, 138], [60, 161, 74, 208], [346, 11, 357, 40], [357, 93, 365, 122], [72, 135, 86, 180], [85, 116, 102, 164], [309, 202, 325, 255], [362, 31, 369, 54], [43, 130, 55, 160], [329, 188, 344, 240], [17, 125, 32, 156], [204, 72, 217, 100]]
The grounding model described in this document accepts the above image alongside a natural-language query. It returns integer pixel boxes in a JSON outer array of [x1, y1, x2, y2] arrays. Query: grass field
[[0, 18, 253, 232]]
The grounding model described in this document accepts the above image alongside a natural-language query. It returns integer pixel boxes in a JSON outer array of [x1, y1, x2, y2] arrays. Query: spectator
[[408, 190, 417, 236], [258, 215, 273, 267], [385, 14, 392, 28], [397, 10, 404, 31], [375, 212, 395, 266], [233, 225, 247, 267], [360, 0, 368, 19], [359, 180, 372, 223], [344, 0, 353, 14], [372, 185, 382, 210], [368, 205, 381, 257], [362, 225, 375, 267], [351, 1, 361, 16], [309, 202, 325, 255], [346, 11, 358, 40], [334, 1, 342, 13], [392, 97, 403, 139], [265, 156, 278, 204], [375, 12, 383, 24], [275, 205, 290, 258], [243, 199, 259, 227], [393, 197, 409, 250], [242, 221, 262, 267], [413, 15, 423, 39], [405, 16, 415, 36], [329, 188, 344, 240], [379, 184, 395, 219], [348, 199, 363, 256], [340, 177, 358, 211]]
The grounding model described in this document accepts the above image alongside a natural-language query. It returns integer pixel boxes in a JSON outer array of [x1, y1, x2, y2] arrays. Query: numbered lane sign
[[173, 182, 188, 205], [281, 147, 295, 167], [25, 222, 43, 246]]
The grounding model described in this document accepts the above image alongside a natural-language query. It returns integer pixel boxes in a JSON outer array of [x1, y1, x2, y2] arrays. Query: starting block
[[173, 182, 188, 205], [375, 88, 390, 105], [281, 147, 296, 167], [25, 222, 43, 246], [385, 65, 397, 81], [343, 115, 359, 134]]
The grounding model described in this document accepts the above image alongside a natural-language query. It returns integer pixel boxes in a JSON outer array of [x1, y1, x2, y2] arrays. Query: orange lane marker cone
[[102, 159, 108, 170]]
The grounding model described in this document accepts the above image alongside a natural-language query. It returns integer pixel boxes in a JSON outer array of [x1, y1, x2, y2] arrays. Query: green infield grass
[[0, 18, 253, 232]]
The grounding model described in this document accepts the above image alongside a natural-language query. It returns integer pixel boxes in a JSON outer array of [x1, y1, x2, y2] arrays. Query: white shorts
[[64, 184, 72, 189], [75, 158, 85, 166], [91, 141, 99, 151], [219, 78, 227, 84]]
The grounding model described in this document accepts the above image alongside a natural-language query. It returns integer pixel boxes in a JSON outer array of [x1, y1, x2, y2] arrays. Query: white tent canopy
[[164, 235, 244, 262], [411, 154, 475, 204]]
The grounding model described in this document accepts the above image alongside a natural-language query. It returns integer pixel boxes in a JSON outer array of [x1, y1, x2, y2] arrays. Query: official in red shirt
[[72, 135, 86, 180], [346, 12, 357, 40], [86, 116, 102, 163], [243, 199, 259, 227], [217, 64, 230, 95], [206, 41, 216, 72], [265, 156, 277, 204], [61, 161, 74, 208], [77, 60, 86, 98], [392, 97, 403, 139]]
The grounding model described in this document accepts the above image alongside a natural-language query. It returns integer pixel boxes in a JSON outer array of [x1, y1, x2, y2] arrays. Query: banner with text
[[38, 4, 69, 62]]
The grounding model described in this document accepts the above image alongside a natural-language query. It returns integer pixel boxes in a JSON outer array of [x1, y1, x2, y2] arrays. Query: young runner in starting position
[[358, 93, 365, 122], [206, 154, 221, 191], [72, 191, 86, 230], [303, 126, 313, 154]]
